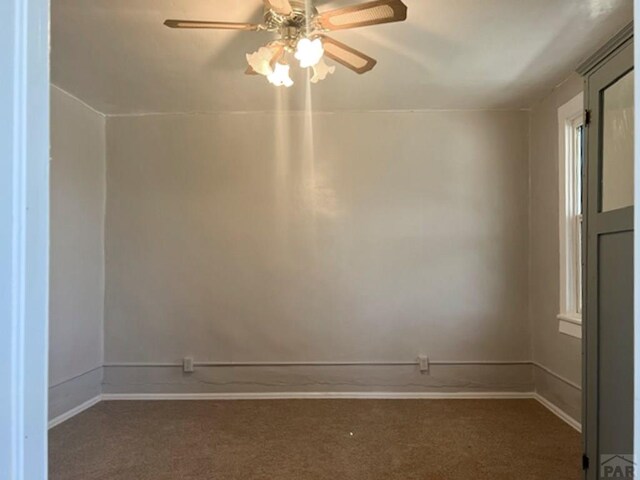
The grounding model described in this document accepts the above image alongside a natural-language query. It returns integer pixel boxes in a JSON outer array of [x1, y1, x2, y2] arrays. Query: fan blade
[[263, 0, 293, 16], [317, 0, 407, 31], [321, 36, 377, 74], [164, 20, 260, 30], [246, 66, 259, 75]]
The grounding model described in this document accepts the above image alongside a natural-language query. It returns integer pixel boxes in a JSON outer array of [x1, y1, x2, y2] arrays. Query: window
[[558, 93, 584, 339]]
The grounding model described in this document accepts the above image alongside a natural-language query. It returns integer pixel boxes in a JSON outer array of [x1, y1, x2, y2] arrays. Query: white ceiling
[[52, 0, 633, 114]]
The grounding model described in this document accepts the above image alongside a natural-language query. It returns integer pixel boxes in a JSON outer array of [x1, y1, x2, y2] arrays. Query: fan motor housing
[[263, 0, 318, 32], [289, 0, 318, 14]]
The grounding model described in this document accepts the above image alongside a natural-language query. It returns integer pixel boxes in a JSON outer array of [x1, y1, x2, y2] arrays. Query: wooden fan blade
[[246, 66, 259, 75], [164, 20, 260, 30], [321, 36, 377, 74], [263, 0, 293, 16], [317, 0, 407, 31]]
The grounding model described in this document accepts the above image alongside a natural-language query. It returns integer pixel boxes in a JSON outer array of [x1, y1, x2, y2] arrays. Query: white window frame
[[558, 92, 584, 339]]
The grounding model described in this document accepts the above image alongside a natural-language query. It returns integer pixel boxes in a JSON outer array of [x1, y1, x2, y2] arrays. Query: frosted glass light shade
[[295, 38, 324, 68], [311, 58, 336, 83], [246, 47, 276, 76], [267, 63, 294, 87]]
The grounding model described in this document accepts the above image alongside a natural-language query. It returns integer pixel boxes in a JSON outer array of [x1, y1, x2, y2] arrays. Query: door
[[584, 38, 634, 479]]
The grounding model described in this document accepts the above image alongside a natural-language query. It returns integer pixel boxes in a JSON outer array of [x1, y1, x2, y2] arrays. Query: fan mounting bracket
[[263, 0, 320, 34]]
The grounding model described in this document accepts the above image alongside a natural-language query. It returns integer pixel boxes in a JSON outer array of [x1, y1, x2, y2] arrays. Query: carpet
[[49, 399, 581, 480]]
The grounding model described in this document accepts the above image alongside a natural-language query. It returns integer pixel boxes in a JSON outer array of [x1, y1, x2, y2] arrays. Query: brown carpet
[[49, 399, 581, 480]]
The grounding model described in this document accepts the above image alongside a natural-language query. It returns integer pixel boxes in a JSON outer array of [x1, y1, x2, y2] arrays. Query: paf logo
[[601, 455, 636, 479]]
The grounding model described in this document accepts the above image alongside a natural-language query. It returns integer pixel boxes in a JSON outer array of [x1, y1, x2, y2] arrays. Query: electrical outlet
[[417, 355, 429, 374], [183, 356, 194, 373]]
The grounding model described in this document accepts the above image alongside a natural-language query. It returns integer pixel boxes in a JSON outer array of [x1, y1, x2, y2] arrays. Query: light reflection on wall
[[587, 0, 622, 18]]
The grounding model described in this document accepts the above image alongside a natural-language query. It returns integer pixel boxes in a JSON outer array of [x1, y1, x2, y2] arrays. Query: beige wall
[[102, 110, 531, 392], [49, 86, 106, 418], [49, 85, 587, 403], [529, 74, 584, 421]]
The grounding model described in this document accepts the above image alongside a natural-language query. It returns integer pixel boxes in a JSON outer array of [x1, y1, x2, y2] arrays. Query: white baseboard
[[48, 391, 581, 434], [101, 391, 534, 401], [48, 395, 102, 429], [533, 393, 582, 433]]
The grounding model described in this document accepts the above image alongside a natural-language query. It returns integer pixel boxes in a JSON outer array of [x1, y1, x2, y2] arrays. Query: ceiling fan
[[164, 0, 408, 87]]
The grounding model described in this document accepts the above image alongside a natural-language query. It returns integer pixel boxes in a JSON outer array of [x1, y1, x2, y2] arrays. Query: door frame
[[0, 0, 50, 477], [635, 4, 640, 469]]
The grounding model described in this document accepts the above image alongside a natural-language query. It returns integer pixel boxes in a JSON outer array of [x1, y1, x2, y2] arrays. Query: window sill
[[557, 313, 582, 339]]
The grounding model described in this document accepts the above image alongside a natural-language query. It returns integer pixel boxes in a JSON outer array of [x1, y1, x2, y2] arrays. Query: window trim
[[557, 92, 584, 339]]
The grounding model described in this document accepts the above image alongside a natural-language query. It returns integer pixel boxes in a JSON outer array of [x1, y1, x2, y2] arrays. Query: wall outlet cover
[[183, 356, 194, 373], [418, 355, 429, 374]]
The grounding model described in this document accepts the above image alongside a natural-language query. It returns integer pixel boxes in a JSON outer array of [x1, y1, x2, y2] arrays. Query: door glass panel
[[601, 69, 634, 212]]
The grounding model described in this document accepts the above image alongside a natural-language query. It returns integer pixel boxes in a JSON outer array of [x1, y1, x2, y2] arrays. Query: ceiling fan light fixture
[[165, 0, 409, 87], [310, 58, 335, 83], [294, 37, 324, 68], [246, 46, 278, 76], [267, 62, 294, 87]]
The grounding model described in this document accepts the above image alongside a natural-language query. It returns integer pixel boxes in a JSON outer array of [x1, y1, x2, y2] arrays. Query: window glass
[[601, 70, 634, 212]]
